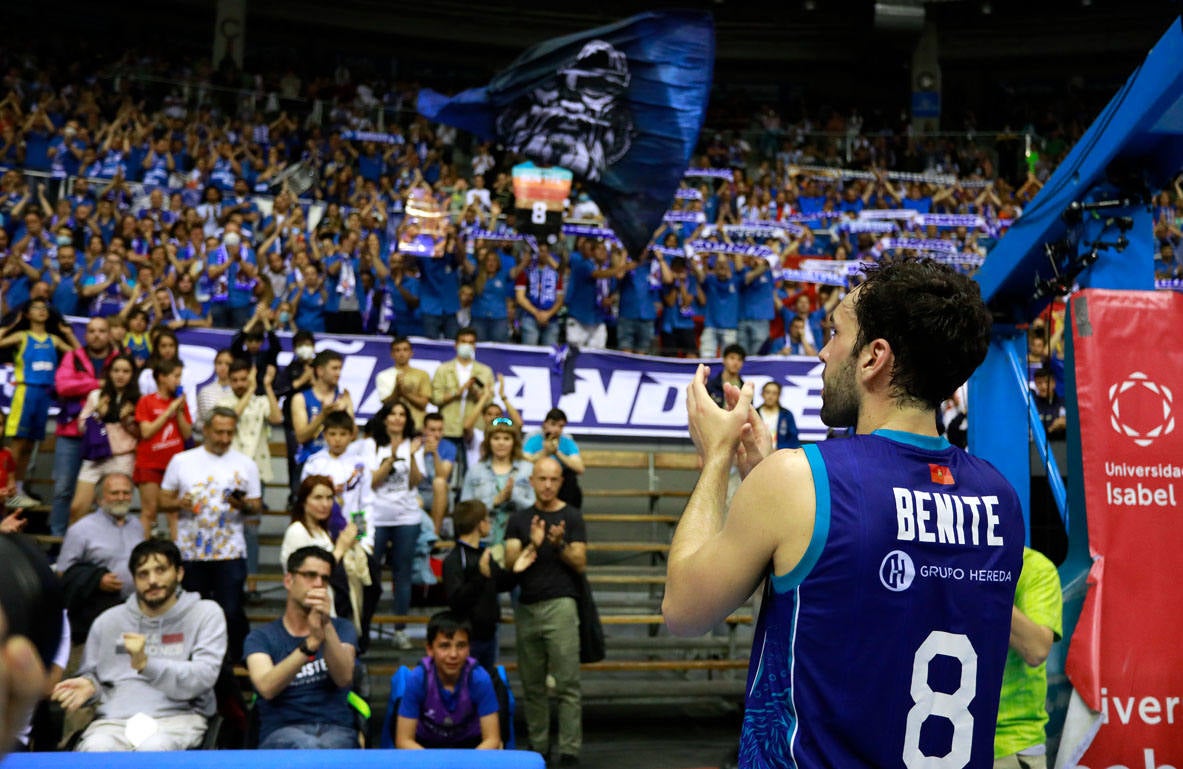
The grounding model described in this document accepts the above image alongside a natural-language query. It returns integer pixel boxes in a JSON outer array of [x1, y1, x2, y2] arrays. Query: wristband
[[298, 639, 316, 657]]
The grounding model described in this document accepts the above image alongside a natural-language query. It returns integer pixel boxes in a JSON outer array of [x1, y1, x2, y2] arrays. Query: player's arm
[[664, 367, 812, 637], [477, 712, 501, 750], [394, 715, 424, 749]]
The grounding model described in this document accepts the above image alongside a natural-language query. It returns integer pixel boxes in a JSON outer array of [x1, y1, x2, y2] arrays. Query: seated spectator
[[281, 475, 360, 620], [395, 611, 502, 750], [755, 381, 800, 450], [244, 546, 360, 750], [460, 421, 536, 546], [68, 354, 141, 522], [51, 539, 227, 752], [442, 501, 524, 670], [765, 316, 817, 357], [57, 472, 141, 639], [522, 408, 584, 510]]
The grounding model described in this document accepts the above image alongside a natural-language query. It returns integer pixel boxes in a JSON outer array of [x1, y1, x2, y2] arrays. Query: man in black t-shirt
[[504, 457, 587, 766]]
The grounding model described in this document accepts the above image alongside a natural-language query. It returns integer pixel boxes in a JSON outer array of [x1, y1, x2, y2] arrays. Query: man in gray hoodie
[[51, 539, 227, 751]]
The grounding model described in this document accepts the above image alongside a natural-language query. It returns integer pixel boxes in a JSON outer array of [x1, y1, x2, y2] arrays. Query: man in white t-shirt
[[160, 406, 262, 661]]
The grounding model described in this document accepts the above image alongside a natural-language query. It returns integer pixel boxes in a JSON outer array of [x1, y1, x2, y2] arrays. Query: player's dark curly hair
[[852, 258, 992, 410]]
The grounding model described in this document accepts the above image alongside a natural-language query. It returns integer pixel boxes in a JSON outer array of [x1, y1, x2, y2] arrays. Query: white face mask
[[456, 343, 475, 361], [106, 502, 132, 518], [295, 345, 315, 361]]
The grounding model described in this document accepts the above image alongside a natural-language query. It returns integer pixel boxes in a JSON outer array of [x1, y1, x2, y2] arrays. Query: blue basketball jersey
[[14, 332, 58, 387], [741, 430, 1024, 769]]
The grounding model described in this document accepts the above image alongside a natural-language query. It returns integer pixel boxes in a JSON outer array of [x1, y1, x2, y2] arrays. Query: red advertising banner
[[1063, 289, 1183, 768]]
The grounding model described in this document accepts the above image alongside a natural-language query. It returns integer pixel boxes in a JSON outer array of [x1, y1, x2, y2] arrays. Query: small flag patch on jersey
[[929, 464, 955, 485]]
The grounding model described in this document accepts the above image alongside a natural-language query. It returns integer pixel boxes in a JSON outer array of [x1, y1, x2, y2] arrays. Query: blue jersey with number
[[740, 430, 1023, 769], [14, 332, 58, 386]]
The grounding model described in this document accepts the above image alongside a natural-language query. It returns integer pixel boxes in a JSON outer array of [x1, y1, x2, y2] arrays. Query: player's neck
[[856, 402, 938, 437]]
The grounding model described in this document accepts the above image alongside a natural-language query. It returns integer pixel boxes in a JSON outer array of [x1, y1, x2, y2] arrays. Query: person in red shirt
[[0, 446, 23, 533], [134, 358, 192, 538]]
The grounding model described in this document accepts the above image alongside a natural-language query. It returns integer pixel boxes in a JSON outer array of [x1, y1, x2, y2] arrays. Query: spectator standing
[[218, 358, 283, 599], [522, 408, 585, 510], [291, 349, 354, 481], [755, 380, 800, 450], [274, 331, 317, 501], [0, 298, 75, 508], [244, 546, 359, 749], [564, 240, 614, 350], [373, 336, 432, 431], [68, 354, 141, 521], [51, 539, 227, 752], [460, 421, 536, 546], [994, 547, 1063, 768], [431, 327, 494, 470], [1031, 367, 1066, 440], [737, 255, 774, 356], [660, 255, 703, 357], [160, 406, 262, 662], [134, 358, 192, 536], [360, 402, 425, 652], [697, 255, 741, 358], [442, 501, 521, 671], [52, 316, 118, 536], [471, 246, 516, 344], [515, 243, 565, 347], [418, 413, 457, 536], [196, 349, 234, 432], [504, 458, 587, 766], [705, 343, 746, 409], [615, 249, 668, 355]]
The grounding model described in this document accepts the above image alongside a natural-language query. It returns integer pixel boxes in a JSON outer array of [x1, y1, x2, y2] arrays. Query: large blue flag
[[418, 10, 714, 259]]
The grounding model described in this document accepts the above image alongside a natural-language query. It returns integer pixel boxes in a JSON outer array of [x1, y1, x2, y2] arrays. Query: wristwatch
[[298, 639, 316, 657]]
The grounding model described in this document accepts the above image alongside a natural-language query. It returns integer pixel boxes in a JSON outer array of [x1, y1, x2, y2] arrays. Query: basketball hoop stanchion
[[970, 15, 1183, 766]]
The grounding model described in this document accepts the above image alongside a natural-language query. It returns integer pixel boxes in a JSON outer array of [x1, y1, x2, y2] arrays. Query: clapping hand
[[528, 515, 547, 549]]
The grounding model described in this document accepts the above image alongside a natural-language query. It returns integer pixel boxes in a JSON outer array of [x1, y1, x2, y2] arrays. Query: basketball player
[[665, 259, 1024, 768]]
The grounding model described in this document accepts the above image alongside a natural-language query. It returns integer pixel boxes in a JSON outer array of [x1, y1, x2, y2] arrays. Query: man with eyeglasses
[[244, 546, 359, 749]]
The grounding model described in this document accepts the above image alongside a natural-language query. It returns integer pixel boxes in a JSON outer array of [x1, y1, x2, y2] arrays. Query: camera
[[0, 534, 64, 667]]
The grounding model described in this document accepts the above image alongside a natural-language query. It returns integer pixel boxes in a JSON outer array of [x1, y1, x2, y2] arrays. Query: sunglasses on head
[[491, 417, 514, 427]]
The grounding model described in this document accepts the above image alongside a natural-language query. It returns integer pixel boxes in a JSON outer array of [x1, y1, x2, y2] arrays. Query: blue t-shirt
[[739, 267, 775, 321], [473, 264, 514, 321], [739, 431, 1023, 768], [417, 255, 461, 316], [618, 259, 661, 321], [522, 433, 580, 459], [564, 250, 600, 325], [397, 658, 498, 738], [243, 617, 359, 743], [703, 272, 741, 330]]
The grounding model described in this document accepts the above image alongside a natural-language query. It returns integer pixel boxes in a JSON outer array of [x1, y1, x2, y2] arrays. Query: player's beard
[[820, 354, 859, 428]]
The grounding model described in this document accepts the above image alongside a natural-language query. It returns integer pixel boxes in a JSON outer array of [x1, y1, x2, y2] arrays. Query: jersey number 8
[[903, 630, 977, 769]]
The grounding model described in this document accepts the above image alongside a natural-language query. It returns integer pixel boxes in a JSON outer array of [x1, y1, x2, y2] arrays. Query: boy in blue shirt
[[395, 611, 501, 750]]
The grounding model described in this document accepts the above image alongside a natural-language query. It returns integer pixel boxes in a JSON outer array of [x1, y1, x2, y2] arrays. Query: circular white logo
[[1109, 372, 1175, 448], [879, 550, 915, 592]]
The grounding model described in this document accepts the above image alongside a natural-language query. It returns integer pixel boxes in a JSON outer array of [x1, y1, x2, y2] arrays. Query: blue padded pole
[[968, 328, 1031, 545]]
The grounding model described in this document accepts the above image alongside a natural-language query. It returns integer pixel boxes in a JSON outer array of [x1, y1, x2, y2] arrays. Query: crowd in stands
[[1, 45, 1179, 365]]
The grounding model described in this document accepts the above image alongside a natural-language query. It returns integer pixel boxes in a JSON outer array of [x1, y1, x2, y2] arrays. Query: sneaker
[[392, 630, 413, 650], [6, 493, 39, 509]]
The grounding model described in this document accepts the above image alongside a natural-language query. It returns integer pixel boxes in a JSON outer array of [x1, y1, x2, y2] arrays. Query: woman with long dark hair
[[68, 353, 142, 521], [360, 401, 424, 650]]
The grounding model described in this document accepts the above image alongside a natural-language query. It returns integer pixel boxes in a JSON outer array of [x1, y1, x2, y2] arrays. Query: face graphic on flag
[[417, 11, 715, 260], [496, 40, 633, 182]]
